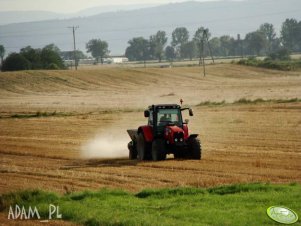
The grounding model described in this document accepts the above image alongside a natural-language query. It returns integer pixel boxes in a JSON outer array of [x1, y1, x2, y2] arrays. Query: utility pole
[[68, 26, 79, 70], [200, 29, 214, 77], [204, 30, 214, 64], [201, 39, 206, 77]]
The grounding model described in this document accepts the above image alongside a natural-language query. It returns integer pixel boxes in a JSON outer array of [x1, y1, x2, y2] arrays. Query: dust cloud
[[80, 127, 129, 159]]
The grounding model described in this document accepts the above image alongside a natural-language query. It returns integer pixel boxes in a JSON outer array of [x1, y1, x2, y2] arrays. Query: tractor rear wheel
[[189, 138, 202, 160], [128, 141, 137, 160], [137, 133, 148, 160], [152, 139, 166, 161]]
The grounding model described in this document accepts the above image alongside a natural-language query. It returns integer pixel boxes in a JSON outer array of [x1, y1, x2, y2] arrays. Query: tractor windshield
[[157, 109, 182, 126]]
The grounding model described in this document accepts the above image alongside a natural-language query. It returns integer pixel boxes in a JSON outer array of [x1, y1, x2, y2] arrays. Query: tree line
[[0, 40, 110, 71], [124, 18, 301, 62], [0, 18, 300, 71], [0, 44, 65, 71]]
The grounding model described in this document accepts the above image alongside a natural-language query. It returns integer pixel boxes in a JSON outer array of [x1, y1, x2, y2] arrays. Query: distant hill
[[0, 0, 300, 55], [72, 4, 157, 18], [0, 11, 64, 25], [0, 4, 156, 25]]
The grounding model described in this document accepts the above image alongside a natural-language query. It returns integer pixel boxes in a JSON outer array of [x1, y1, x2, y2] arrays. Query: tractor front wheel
[[189, 138, 202, 160], [174, 151, 185, 159], [152, 139, 166, 161]]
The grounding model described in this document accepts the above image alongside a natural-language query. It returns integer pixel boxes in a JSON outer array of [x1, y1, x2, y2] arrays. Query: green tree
[[149, 31, 168, 62], [268, 48, 291, 61], [226, 37, 237, 56], [209, 37, 221, 56], [219, 36, 233, 56], [75, 50, 87, 60], [86, 39, 110, 64], [281, 18, 301, 52], [194, 27, 210, 64], [20, 46, 42, 69], [180, 41, 196, 60], [44, 44, 61, 54], [171, 27, 189, 58], [1, 53, 30, 71], [2, 44, 65, 71], [40, 45, 65, 69], [0, 45, 5, 67], [165, 46, 175, 63], [125, 37, 150, 65], [270, 37, 281, 53], [245, 31, 267, 55], [258, 23, 277, 53], [60, 50, 87, 64]]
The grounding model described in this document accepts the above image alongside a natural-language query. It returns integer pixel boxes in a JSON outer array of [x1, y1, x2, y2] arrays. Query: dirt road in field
[[0, 65, 300, 194]]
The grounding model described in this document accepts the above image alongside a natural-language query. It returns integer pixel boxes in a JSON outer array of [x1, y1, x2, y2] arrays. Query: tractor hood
[[164, 125, 185, 144], [166, 125, 184, 133]]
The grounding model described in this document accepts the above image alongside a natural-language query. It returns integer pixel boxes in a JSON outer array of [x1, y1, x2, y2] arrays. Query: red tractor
[[127, 104, 202, 161]]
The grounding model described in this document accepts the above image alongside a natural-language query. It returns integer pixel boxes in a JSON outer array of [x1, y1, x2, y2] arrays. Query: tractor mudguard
[[188, 134, 198, 139], [138, 126, 153, 142], [183, 124, 189, 139]]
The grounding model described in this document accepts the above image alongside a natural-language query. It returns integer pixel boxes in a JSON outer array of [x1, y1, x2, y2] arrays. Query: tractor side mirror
[[189, 109, 194, 116], [144, 110, 150, 117]]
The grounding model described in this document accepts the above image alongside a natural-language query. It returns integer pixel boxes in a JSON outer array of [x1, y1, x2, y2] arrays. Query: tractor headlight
[[180, 138, 183, 142], [175, 138, 178, 142]]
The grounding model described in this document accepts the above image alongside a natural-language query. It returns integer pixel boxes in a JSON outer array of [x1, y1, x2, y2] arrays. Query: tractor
[[127, 104, 202, 161]]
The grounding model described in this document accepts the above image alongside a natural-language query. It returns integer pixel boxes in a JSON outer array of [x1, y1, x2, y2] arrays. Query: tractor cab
[[145, 105, 187, 137]]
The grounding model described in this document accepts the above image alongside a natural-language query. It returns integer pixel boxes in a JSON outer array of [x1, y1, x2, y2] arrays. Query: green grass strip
[[1, 183, 300, 226], [197, 98, 301, 107]]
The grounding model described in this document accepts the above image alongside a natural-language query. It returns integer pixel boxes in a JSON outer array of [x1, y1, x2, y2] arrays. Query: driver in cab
[[159, 114, 171, 125]]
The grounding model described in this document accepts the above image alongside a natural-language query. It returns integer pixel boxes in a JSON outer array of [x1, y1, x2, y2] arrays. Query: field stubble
[[0, 64, 300, 194]]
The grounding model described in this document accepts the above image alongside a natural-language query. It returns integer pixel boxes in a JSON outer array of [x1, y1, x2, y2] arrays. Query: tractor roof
[[148, 104, 181, 110]]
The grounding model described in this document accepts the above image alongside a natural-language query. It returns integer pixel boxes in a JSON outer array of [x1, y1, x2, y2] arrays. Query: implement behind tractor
[[127, 104, 202, 161]]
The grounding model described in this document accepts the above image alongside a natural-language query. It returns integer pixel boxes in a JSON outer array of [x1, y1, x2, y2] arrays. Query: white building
[[110, 56, 129, 64]]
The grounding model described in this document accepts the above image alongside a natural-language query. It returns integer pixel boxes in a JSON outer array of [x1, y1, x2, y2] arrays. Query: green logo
[[267, 206, 298, 224]]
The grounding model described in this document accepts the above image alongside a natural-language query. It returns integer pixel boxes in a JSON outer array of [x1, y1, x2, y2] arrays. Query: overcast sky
[[0, 0, 223, 13]]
